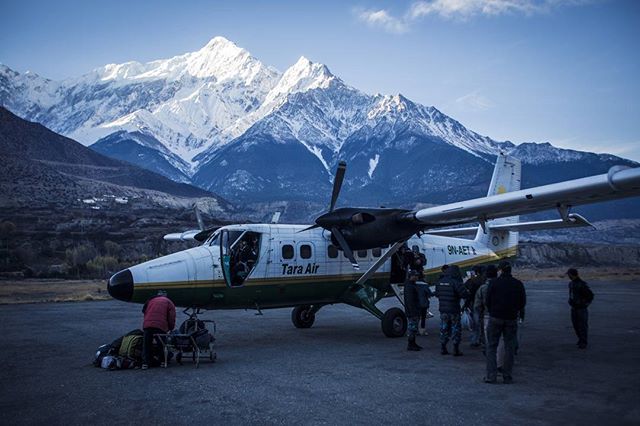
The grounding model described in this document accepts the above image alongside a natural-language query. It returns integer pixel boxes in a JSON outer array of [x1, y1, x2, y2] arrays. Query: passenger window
[[328, 245, 338, 259], [282, 244, 294, 259], [372, 248, 382, 257], [300, 244, 312, 259], [357, 250, 367, 258]]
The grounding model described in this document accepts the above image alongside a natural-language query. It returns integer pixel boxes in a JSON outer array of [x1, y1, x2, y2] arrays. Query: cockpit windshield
[[206, 229, 243, 248]]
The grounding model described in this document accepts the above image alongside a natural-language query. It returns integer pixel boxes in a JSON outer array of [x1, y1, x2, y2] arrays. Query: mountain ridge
[[2, 36, 638, 219]]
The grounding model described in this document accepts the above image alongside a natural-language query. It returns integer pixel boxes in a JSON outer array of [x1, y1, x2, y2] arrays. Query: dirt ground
[[0, 280, 639, 425], [0, 278, 109, 304]]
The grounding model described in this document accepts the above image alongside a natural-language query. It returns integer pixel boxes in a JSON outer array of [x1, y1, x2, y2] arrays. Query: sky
[[1, 0, 639, 161]]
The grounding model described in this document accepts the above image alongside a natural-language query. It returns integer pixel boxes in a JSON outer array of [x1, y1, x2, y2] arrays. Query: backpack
[[583, 285, 594, 305], [93, 344, 118, 367], [119, 335, 143, 359]]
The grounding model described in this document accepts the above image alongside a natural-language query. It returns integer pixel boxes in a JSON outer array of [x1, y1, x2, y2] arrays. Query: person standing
[[464, 265, 485, 347], [435, 265, 468, 356], [404, 270, 423, 351], [474, 264, 498, 349], [141, 290, 176, 369], [417, 279, 433, 336], [484, 261, 526, 384], [567, 268, 594, 349]]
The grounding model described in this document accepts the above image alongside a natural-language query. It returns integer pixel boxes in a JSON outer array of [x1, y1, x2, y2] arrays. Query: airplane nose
[[108, 269, 134, 302]]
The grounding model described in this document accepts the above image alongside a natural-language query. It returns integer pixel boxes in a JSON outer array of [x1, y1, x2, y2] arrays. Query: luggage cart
[[158, 309, 217, 368]]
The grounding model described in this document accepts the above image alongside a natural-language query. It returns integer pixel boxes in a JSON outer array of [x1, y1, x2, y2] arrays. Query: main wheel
[[292, 305, 315, 328], [381, 307, 407, 338]]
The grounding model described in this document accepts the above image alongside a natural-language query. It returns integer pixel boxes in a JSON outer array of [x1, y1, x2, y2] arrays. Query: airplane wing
[[409, 165, 640, 228], [425, 213, 594, 237]]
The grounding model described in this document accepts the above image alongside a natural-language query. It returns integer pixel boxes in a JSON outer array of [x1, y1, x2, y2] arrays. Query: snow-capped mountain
[[2, 36, 638, 219]]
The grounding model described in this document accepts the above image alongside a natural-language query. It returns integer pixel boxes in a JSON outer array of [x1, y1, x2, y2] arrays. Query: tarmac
[[1, 279, 639, 425]]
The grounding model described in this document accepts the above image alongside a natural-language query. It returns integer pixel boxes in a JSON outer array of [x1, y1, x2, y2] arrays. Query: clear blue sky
[[1, 0, 639, 161]]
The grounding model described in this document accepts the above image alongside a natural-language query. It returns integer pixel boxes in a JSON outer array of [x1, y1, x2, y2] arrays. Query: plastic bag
[[461, 308, 474, 331]]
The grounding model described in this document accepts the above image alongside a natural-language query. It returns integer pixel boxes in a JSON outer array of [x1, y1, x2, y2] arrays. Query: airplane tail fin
[[475, 153, 521, 256]]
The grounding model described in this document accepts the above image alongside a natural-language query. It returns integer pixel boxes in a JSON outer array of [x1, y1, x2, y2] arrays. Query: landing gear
[[381, 307, 407, 338], [292, 305, 316, 328]]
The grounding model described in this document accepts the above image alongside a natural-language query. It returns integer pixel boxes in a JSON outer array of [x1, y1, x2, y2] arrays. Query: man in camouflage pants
[[435, 265, 468, 356], [404, 270, 422, 351]]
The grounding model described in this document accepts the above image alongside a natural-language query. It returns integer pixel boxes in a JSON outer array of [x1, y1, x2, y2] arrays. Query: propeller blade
[[194, 205, 205, 231], [329, 161, 347, 213], [331, 227, 359, 270], [296, 224, 320, 233]]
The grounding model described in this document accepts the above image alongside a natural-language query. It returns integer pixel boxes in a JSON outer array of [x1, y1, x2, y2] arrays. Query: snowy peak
[[367, 94, 412, 120], [263, 56, 335, 106], [88, 36, 278, 84]]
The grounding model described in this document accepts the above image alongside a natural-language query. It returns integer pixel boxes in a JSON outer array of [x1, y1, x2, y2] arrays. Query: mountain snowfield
[[1, 36, 638, 215]]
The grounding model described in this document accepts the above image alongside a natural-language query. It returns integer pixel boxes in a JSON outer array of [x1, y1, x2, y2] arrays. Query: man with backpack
[[141, 290, 176, 369], [435, 264, 468, 356], [567, 268, 594, 349]]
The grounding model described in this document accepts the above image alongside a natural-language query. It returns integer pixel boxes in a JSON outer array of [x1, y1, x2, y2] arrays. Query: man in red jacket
[[141, 290, 176, 369]]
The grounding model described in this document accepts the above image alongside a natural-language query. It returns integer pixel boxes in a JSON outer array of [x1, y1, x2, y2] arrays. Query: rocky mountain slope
[[0, 107, 231, 215]]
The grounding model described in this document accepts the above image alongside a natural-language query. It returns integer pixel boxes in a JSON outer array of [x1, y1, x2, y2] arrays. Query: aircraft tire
[[381, 308, 407, 338], [292, 305, 315, 328]]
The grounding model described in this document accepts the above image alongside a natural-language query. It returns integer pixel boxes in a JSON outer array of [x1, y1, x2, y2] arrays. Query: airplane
[[107, 154, 640, 337]]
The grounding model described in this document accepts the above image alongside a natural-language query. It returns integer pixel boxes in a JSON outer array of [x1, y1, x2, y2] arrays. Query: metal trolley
[[158, 309, 217, 368]]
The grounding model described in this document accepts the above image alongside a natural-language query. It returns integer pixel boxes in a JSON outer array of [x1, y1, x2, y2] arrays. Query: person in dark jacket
[[567, 268, 594, 349], [484, 261, 526, 384], [417, 279, 433, 335], [475, 264, 498, 349], [141, 290, 176, 369], [404, 270, 423, 351], [464, 265, 485, 347], [435, 265, 468, 356]]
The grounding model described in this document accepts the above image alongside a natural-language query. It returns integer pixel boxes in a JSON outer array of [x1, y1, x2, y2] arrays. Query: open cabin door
[[220, 229, 263, 288]]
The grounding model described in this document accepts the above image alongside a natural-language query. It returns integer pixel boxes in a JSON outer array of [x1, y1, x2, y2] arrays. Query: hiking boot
[[484, 377, 497, 384], [407, 337, 422, 351], [453, 344, 463, 356], [441, 344, 449, 355]]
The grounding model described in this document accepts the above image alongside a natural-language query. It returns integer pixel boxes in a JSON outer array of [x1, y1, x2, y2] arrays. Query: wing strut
[[355, 239, 407, 286]]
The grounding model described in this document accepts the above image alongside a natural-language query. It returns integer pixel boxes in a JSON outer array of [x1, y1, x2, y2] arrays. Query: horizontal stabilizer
[[164, 227, 219, 242], [163, 230, 200, 242], [425, 213, 594, 237]]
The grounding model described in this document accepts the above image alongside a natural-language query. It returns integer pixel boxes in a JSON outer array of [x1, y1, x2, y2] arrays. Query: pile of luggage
[[93, 329, 155, 370], [93, 317, 216, 370]]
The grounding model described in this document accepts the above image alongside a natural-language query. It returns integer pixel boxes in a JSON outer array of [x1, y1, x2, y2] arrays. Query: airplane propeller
[[298, 161, 360, 268], [298, 161, 422, 270]]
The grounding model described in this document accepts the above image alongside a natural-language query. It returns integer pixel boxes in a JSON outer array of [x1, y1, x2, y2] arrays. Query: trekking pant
[[571, 307, 589, 345], [407, 316, 419, 338], [419, 308, 427, 329], [486, 317, 518, 381], [143, 327, 164, 366], [470, 307, 482, 345], [440, 313, 461, 346]]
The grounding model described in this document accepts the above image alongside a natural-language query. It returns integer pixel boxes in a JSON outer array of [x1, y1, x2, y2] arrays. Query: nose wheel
[[292, 305, 316, 328]]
